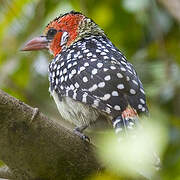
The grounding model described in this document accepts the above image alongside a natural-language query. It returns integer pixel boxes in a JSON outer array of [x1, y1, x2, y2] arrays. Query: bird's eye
[[47, 28, 57, 39]]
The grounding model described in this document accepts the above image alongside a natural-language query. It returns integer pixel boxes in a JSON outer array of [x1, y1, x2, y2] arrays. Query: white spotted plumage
[[48, 35, 148, 129]]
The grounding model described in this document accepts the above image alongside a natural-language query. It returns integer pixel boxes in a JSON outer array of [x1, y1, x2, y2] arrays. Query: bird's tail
[[112, 106, 161, 179], [112, 105, 139, 136]]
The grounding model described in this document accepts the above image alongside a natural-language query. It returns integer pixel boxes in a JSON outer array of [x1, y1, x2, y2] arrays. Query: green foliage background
[[0, 0, 180, 179]]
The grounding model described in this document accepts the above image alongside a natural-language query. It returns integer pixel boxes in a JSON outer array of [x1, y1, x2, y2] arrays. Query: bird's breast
[[50, 90, 103, 127]]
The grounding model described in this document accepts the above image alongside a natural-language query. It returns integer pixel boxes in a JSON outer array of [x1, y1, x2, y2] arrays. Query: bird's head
[[22, 11, 104, 56]]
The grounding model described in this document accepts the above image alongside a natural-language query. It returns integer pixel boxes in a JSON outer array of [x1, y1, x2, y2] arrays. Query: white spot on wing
[[104, 75, 111, 81], [117, 84, 124, 89], [82, 76, 88, 83], [89, 84, 98, 92], [114, 105, 121, 111], [117, 73, 123, 78], [112, 91, 118, 96], [140, 98, 145, 104], [130, 89, 136, 94], [98, 82, 105, 88], [100, 94, 111, 101]]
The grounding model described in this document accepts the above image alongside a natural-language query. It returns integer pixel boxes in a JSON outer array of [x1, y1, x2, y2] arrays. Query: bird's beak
[[21, 36, 49, 51]]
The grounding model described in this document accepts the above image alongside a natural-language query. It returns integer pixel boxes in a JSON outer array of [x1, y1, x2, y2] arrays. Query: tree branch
[[0, 89, 102, 180]]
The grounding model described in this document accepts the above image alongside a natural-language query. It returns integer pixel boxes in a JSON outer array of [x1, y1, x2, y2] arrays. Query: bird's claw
[[73, 128, 90, 142]]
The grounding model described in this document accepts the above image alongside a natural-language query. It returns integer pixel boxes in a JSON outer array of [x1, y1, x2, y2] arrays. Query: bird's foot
[[73, 126, 90, 142], [30, 107, 39, 124]]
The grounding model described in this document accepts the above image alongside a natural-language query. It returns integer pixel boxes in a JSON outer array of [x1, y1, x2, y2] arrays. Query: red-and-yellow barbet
[[22, 11, 160, 175]]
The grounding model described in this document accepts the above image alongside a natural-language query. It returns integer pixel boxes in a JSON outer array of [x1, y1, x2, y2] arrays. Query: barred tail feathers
[[112, 106, 161, 179], [113, 106, 139, 136]]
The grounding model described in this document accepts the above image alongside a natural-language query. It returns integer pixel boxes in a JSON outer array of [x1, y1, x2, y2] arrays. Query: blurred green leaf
[[96, 119, 167, 179]]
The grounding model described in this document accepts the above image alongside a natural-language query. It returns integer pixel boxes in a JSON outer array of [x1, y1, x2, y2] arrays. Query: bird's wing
[[49, 36, 148, 117]]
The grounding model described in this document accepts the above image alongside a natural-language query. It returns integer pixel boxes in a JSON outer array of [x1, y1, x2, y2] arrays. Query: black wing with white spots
[[48, 35, 148, 117]]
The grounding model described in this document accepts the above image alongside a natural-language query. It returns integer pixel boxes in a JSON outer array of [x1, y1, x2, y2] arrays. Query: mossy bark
[[0, 89, 101, 180]]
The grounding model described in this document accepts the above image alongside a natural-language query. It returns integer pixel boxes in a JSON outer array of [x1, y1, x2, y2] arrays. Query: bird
[[22, 11, 149, 137], [22, 10, 160, 178]]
